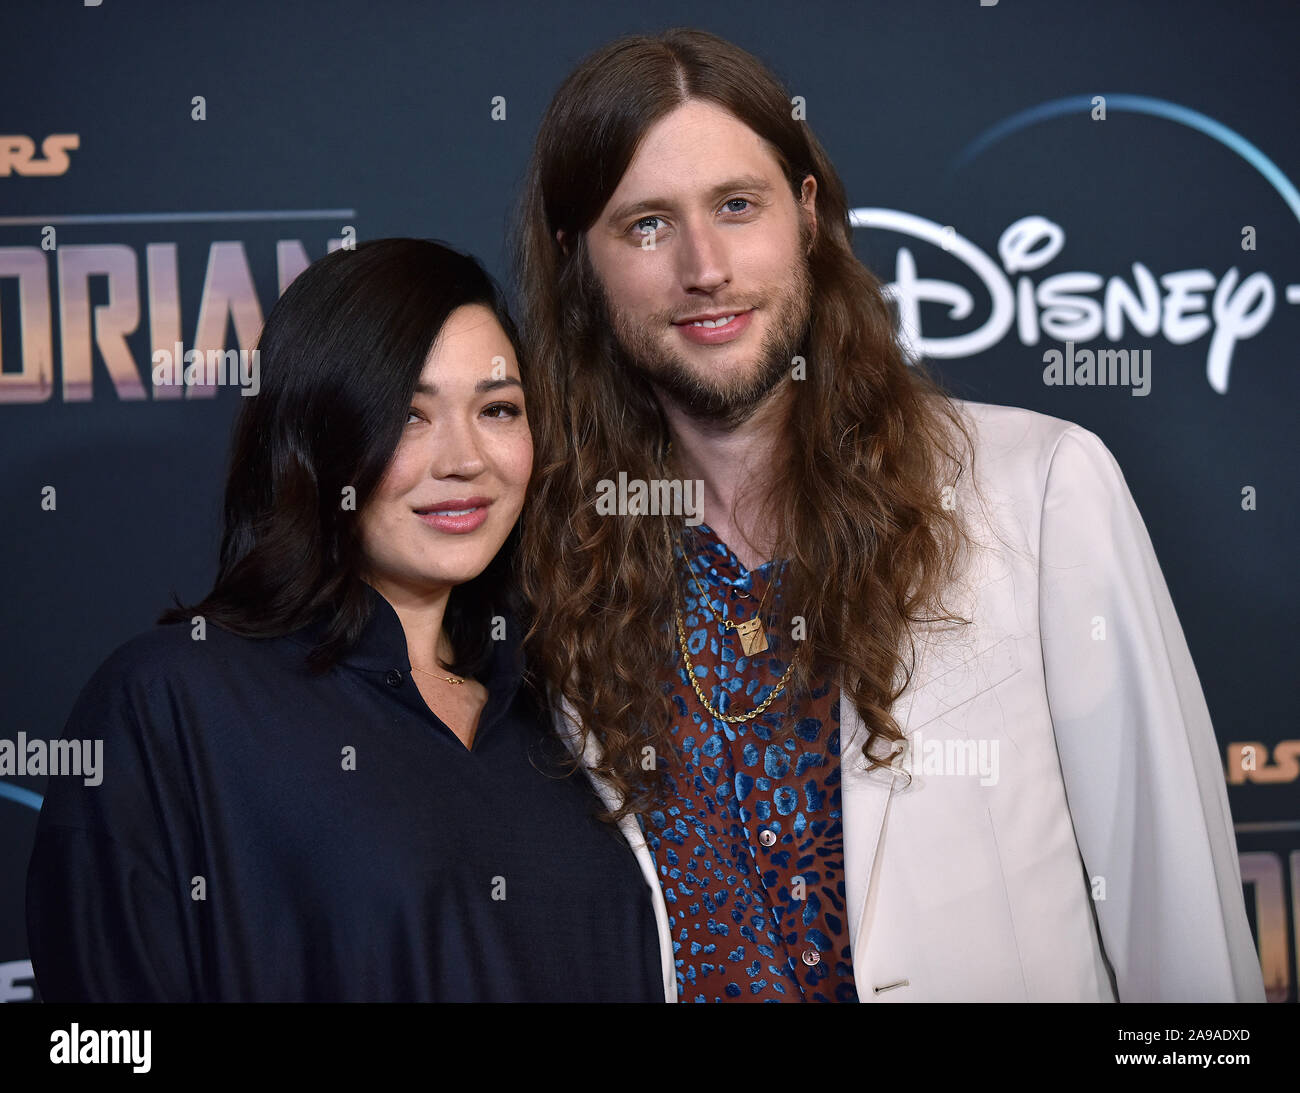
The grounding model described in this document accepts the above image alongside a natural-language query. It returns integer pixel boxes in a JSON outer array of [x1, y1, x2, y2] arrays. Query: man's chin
[[649, 367, 789, 428]]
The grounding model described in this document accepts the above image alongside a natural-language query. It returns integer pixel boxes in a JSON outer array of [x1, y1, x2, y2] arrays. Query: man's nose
[[677, 221, 731, 294]]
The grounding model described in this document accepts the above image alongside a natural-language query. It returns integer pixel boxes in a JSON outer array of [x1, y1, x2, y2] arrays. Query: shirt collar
[[678, 522, 779, 590], [287, 583, 525, 706]]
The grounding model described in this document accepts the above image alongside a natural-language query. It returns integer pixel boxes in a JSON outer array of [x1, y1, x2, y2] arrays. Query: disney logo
[[851, 209, 1283, 393]]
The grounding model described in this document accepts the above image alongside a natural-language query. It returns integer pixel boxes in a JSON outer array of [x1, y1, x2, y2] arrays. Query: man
[[511, 28, 1264, 1003]]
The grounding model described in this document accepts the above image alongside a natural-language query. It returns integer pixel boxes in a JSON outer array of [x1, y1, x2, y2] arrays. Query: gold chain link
[[665, 517, 797, 724], [673, 602, 798, 724]]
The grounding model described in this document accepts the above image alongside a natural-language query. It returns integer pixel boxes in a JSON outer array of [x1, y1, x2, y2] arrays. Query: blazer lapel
[[841, 524, 1019, 966], [840, 638, 930, 963]]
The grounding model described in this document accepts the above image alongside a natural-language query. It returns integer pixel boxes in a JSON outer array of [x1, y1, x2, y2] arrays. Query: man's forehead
[[621, 102, 778, 182], [602, 109, 787, 220]]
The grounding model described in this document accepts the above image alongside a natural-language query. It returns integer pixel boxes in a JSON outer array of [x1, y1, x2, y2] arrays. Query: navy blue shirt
[[26, 585, 664, 1002]]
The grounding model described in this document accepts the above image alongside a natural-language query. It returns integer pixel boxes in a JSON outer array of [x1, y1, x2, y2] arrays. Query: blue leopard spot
[[794, 752, 824, 777], [795, 718, 821, 742], [804, 781, 826, 812], [802, 892, 822, 926], [764, 745, 790, 778]]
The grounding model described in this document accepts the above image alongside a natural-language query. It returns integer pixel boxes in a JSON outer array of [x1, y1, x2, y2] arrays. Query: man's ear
[[800, 174, 818, 250]]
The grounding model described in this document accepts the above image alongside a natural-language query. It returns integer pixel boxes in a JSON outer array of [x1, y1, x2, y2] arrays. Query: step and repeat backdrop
[[2, 0, 1296, 1003]]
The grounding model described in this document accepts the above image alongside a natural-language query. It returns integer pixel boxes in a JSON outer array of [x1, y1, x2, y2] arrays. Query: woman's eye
[[482, 402, 523, 419], [405, 410, 421, 424], [631, 215, 663, 237]]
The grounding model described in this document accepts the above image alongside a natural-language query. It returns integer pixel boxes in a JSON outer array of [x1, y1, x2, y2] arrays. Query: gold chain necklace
[[673, 602, 797, 724], [668, 524, 798, 724], [408, 663, 465, 685], [678, 528, 773, 657]]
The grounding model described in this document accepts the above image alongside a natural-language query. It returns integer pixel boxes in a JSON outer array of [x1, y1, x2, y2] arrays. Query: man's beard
[[591, 231, 813, 430]]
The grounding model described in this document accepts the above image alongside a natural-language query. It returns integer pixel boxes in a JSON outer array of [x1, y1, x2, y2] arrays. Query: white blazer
[[556, 398, 1265, 1003]]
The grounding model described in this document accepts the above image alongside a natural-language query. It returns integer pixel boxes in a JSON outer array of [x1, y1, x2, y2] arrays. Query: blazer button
[[801, 948, 821, 966], [386, 669, 403, 687], [758, 829, 777, 847]]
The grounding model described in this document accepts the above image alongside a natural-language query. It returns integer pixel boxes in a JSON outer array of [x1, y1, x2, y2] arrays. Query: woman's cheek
[[490, 428, 532, 485], [516, 431, 535, 482]]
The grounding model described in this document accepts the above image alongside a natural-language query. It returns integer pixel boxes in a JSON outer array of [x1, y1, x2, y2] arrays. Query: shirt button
[[385, 669, 403, 687], [758, 829, 777, 847], [801, 948, 821, 967]]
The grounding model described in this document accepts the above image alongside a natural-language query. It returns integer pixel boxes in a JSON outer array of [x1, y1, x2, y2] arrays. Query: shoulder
[[931, 398, 1138, 586], [949, 397, 1099, 466], [71, 617, 301, 733], [945, 397, 1121, 500], [37, 620, 272, 838]]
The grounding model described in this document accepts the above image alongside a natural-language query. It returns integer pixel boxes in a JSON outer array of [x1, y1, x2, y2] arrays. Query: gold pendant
[[734, 617, 768, 657]]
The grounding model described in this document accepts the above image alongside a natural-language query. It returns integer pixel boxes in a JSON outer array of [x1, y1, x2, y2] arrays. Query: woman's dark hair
[[160, 237, 527, 678]]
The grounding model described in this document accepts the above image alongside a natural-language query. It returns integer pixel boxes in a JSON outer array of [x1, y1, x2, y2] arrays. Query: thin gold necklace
[[408, 658, 465, 685], [664, 439, 776, 655], [667, 522, 798, 724], [677, 528, 775, 657]]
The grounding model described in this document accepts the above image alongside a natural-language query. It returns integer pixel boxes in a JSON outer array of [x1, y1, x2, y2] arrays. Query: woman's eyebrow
[[413, 376, 523, 396]]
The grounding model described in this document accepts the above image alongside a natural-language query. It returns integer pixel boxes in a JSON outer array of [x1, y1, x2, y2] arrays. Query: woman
[[25, 238, 664, 1002]]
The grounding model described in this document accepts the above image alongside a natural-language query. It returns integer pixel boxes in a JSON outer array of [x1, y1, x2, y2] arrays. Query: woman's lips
[[414, 502, 491, 534]]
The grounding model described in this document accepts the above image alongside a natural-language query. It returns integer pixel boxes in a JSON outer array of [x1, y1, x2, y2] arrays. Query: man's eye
[[723, 198, 751, 214], [631, 215, 663, 236]]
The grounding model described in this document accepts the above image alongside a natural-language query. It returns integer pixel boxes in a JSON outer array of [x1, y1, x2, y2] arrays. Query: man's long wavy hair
[[513, 28, 980, 820]]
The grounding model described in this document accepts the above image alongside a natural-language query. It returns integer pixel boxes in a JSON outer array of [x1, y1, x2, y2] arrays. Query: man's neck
[[657, 383, 790, 572]]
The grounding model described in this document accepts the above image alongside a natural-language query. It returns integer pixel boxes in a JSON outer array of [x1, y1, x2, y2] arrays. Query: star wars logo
[[0, 134, 79, 177], [1227, 741, 1300, 785]]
